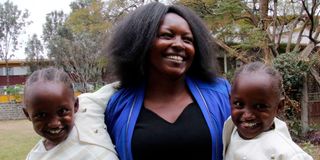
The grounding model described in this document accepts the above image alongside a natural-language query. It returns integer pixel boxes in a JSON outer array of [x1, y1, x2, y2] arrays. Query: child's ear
[[22, 108, 31, 121], [74, 97, 79, 113], [276, 99, 285, 115]]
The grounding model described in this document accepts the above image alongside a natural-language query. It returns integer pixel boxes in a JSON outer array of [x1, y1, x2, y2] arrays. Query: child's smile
[[231, 72, 282, 139], [23, 81, 78, 150]]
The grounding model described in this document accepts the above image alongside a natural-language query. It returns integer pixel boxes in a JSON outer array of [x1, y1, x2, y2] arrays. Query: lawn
[[0, 120, 40, 160], [0, 119, 319, 160]]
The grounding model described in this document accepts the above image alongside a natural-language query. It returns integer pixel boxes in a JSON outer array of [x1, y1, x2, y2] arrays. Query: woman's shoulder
[[78, 81, 120, 108], [189, 77, 231, 95]]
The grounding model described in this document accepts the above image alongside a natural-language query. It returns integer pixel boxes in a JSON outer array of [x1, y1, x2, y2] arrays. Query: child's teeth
[[243, 122, 257, 127], [49, 129, 62, 134]]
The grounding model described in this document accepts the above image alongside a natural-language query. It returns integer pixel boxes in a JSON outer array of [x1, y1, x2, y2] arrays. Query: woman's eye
[[183, 37, 193, 44], [159, 33, 173, 39]]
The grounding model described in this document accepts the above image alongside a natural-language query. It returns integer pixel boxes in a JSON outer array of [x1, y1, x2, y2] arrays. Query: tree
[[43, 0, 112, 92], [25, 34, 46, 73], [0, 0, 29, 88], [42, 10, 68, 45], [104, 0, 146, 23], [177, 0, 320, 135]]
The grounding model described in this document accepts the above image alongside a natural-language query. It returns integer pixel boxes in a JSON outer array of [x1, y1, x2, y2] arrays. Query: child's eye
[[255, 104, 268, 110], [233, 101, 244, 108], [34, 112, 46, 119], [57, 108, 69, 115]]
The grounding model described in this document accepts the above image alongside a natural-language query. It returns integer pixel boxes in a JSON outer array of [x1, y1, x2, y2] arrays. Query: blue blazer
[[105, 77, 231, 160]]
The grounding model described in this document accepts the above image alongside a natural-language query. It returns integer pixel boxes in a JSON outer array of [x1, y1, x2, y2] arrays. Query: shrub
[[273, 52, 310, 100]]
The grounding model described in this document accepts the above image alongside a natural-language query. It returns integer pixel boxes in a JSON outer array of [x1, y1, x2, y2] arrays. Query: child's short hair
[[233, 61, 285, 100], [24, 67, 74, 96]]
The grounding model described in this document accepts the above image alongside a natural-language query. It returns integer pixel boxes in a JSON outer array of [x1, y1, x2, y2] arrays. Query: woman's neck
[[144, 73, 192, 108], [144, 73, 193, 123], [146, 73, 187, 97]]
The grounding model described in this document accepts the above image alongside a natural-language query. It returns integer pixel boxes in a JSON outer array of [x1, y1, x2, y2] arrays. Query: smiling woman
[[99, 2, 231, 160], [148, 13, 195, 81]]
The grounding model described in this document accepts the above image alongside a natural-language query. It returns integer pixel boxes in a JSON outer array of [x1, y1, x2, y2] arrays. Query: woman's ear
[[74, 97, 79, 113], [22, 108, 31, 121]]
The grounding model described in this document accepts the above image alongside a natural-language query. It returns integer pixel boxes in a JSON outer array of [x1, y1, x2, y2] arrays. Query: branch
[[301, 0, 320, 44], [310, 67, 320, 86], [299, 43, 315, 60], [286, 7, 304, 53], [293, 22, 307, 52], [240, 2, 259, 27], [213, 37, 249, 63]]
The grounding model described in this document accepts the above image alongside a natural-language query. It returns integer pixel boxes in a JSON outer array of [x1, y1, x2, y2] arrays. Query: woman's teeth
[[167, 55, 183, 62]]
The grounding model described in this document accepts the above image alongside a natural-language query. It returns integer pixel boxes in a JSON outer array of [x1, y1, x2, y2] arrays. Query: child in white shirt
[[223, 62, 313, 160], [23, 67, 118, 160]]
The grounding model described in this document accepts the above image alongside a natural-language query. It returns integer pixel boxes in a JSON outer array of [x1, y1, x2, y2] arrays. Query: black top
[[132, 102, 212, 160]]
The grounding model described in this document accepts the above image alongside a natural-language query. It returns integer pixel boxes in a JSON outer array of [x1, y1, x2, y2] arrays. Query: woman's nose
[[171, 37, 185, 50]]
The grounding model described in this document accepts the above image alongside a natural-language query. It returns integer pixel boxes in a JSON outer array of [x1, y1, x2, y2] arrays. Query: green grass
[[0, 120, 40, 160]]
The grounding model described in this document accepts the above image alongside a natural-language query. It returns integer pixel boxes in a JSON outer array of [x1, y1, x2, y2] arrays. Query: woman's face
[[148, 13, 195, 80]]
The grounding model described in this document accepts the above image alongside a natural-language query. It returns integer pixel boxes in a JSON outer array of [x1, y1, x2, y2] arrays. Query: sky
[[1, 0, 74, 59], [3, 0, 170, 59]]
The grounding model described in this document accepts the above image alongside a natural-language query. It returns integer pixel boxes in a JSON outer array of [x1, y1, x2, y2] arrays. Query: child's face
[[23, 81, 78, 146], [230, 72, 282, 139]]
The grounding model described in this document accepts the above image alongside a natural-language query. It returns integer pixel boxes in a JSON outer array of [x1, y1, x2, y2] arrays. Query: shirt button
[[271, 154, 275, 159], [82, 108, 87, 112]]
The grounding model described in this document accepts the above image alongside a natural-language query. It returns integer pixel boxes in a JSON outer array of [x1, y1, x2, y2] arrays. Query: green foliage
[[0, 0, 30, 87], [178, 0, 268, 55], [42, 1, 113, 92], [232, 22, 266, 50], [4, 85, 23, 103], [299, 141, 317, 157], [25, 34, 46, 73], [273, 52, 310, 96], [281, 99, 302, 139], [0, 0, 30, 56], [42, 10, 68, 43], [223, 68, 236, 84], [66, 0, 110, 34], [274, 52, 312, 139]]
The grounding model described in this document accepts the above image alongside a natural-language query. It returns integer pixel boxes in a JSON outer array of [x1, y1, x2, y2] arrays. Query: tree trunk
[[259, 0, 272, 63], [301, 76, 309, 135], [5, 59, 9, 87], [5, 59, 10, 102], [259, 0, 269, 30], [286, 8, 304, 53]]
